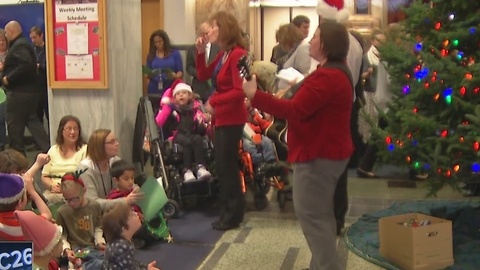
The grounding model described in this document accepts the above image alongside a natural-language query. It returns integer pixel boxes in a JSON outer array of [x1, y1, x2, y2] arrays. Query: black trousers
[[334, 169, 348, 231], [214, 125, 245, 225], [6, 91, 50, 155], [348, 100, 366, 168], [174, 133, 206, 169], [37, 86, 49, 123]]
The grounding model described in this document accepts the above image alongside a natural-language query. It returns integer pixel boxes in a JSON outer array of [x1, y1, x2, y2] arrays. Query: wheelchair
[[240, 133, 290, 210]]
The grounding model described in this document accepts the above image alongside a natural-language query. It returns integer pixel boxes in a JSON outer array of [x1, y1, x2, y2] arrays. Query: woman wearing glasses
[[78, 129, 143, 211], [41, 115, 87, 204]]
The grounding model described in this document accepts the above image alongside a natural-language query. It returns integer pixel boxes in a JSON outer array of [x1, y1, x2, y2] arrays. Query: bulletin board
[[45, 0, 108, 89]]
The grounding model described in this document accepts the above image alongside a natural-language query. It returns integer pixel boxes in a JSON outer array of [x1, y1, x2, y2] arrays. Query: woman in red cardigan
[[244, 21, 353, 270], [195, 11, 247, 231]]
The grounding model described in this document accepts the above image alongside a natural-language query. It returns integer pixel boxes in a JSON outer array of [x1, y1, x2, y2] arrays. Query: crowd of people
[[0, 0, 409, 268]]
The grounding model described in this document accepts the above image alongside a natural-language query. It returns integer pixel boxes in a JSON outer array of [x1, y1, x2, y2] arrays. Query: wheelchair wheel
[[277, 190, 287, 210], [163, 199, 180, 219], [254, 193, 268, 211]]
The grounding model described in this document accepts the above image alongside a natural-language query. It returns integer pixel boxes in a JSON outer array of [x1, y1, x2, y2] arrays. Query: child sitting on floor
[[102, 203, 161, 270], [155, 80, 211, 182], [56, 170, 105, 270], [107, 159, 155, 249]]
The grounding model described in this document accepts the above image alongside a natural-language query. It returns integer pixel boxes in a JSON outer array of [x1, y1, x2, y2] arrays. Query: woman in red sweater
[[244, 21, 353, 270], [195, 11, 247, 231]]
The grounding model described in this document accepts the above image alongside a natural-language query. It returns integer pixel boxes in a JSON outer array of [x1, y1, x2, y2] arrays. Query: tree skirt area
[[344, 200, 480, 270]]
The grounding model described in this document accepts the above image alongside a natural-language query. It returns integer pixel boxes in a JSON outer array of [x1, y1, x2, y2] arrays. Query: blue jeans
[[242, 135, 276, 165], [0, 100, 5, 149], [73, 246, 104, 270]]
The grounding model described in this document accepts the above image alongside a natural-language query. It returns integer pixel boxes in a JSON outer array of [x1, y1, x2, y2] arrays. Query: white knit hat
[[317, 0, 350, 23], [172, 82, 193, 96]]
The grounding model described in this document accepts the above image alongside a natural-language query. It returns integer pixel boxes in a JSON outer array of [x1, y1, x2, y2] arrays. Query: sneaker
[[183, 170, 196, 182], [196, 165, 211, 180]]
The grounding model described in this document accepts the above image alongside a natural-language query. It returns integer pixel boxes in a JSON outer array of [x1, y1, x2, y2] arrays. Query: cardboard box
[[379, 213, 454, 270]]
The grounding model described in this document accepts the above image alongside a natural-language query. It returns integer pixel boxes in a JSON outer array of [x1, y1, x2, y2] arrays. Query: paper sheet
[[65, 55, 93, 79], [67, 23, 89, 55]]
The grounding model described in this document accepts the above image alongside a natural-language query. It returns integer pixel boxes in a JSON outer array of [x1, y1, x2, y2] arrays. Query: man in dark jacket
[[186, 22, 220, 104], [2, 21, 49, 155], [30, 26, 49, 126]]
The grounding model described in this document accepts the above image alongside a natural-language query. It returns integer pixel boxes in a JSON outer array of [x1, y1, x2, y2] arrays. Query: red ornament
[[441, 130, 448, 137], [431, 76, 437, 82], [465, 73, 473, 80], [474, 87, 480, 94], [424, 82, 430, 88], [407, 132, 413, 139], [445, 170, 451, 177], [435, 22, 441, 30], [413, 107, 418, 113], [474, 141, 480, 151], [385, 136, 392, 144], [460, 86, 466, 96]]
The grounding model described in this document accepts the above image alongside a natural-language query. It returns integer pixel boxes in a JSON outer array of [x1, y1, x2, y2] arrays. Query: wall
[[251, 0, 385, 61], [48, 0, 143, 162]]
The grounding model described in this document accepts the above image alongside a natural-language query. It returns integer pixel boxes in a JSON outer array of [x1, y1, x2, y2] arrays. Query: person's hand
[[243, 75, 258, 99], [126, 187, 144, 205], [204, 101, 214, 115], [148, 260, 160, 270], [51, 183, 61, 193], [22, 173, 37, 196], [195, 36, 208, 54], [35, 153, 51, 167], [64, 249, 76, 262], [167, 72, 177, 80], [97, 243, 106, 251]]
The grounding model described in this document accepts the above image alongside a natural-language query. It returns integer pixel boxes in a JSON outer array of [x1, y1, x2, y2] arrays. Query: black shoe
[[212, 222, 239, 231], [211, 219, 222, 228], [356, 168, 378, 178]]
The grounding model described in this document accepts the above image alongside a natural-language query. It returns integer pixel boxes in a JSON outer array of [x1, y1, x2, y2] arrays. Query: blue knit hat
[[0, 173, 25, 204]]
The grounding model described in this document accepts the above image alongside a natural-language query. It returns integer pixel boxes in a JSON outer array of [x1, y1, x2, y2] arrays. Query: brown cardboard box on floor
[[379, 213, 454, 270]]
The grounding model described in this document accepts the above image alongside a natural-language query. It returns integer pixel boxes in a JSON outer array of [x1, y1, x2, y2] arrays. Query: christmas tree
[[373, 0, 480, 196]]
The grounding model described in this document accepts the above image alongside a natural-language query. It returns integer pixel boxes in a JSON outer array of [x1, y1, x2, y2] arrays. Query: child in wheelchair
[[243, 98, 277, 174], [155, 80, 212, 182]]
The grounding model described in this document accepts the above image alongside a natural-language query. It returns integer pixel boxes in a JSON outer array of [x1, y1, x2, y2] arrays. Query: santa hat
[[15, 210, 63, 256], [0, 173, 25, 204], [317, 0, 350, 23], [160, 79, 186, 106], [172, 83, 193, 97]]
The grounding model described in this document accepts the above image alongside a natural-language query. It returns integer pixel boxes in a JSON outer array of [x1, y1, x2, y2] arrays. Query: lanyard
[[96, 163, 112, 197]]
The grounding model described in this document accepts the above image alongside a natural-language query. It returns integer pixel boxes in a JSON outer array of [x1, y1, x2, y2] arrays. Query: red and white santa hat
[[317, 0, 350, 23], [15, 210, 63, 257], [172, 82, 193, 96], [160, 79, 193, 106]]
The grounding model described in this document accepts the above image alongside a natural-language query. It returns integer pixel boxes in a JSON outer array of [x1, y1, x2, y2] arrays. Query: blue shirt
[[146, 49, 183, 95]]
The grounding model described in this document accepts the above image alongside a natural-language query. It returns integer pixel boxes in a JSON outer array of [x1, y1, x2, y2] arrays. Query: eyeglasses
[[63, 127, 79, 132], [105, 138, 119, 145], [63, 196, 80, 204]]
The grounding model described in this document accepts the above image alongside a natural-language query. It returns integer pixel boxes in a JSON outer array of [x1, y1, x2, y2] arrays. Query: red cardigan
[[251, 65, 353, 163], [196, 46, 247, 127]]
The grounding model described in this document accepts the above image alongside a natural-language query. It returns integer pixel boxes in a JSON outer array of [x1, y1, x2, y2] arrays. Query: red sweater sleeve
[[251, 72, 335, 121]]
